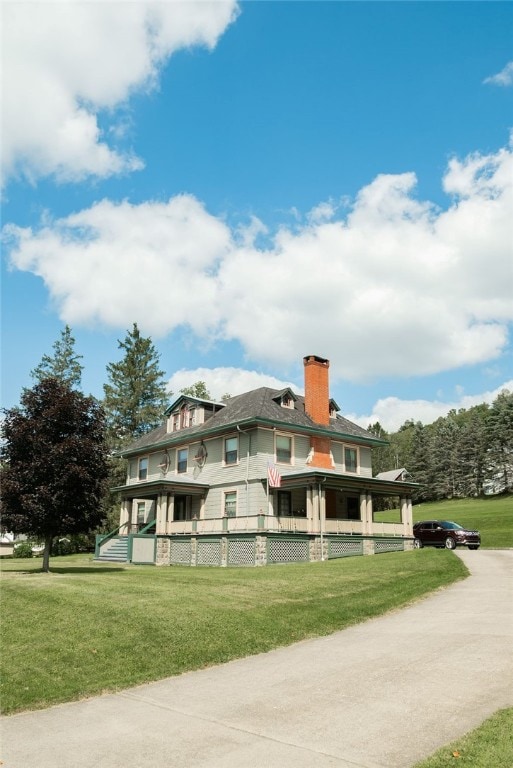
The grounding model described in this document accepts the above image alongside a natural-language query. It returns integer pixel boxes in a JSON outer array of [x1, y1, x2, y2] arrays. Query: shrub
[[13, 542, 33, 558]]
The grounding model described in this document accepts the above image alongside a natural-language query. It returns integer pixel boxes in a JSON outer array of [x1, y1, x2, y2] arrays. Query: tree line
[[368, 390, 513, 503], [2, 323, 511, 569]]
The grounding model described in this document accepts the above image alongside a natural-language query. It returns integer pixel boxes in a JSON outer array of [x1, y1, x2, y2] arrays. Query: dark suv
[[413, 520, 480, 550]]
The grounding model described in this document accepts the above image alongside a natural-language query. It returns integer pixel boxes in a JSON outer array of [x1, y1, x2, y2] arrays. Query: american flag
[[267, 461, 281, 488]]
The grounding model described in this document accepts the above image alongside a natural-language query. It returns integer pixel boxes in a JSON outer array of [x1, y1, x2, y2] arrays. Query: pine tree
[[486, 390, 513, 493], [409, 422, 433, 502], [31, 325, 83, 388], [103, 323, 169, 445]]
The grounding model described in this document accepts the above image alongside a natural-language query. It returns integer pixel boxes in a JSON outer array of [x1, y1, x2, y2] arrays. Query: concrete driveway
[[2, 549, 512, 768]]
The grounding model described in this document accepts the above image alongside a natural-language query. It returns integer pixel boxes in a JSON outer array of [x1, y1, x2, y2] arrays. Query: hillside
[[374, 494, 513, 548]]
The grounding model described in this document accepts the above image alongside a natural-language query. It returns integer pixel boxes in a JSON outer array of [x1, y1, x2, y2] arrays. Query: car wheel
[[468, 545, 479, 550], [414, 538, 423, 549], [445, 537, 456, 550]]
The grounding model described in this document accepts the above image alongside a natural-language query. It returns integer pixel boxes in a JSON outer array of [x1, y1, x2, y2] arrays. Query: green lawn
[[0, 549, 467, 714], [374, 494, 513, 548], [413, 708, 513, 768]]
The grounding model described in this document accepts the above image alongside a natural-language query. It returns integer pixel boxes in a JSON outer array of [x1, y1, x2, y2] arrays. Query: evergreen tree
[[31, 325, 83, 388], [1, 378, 109, 572], [367, 422, 393, 476], [408, 422, 433, 502], [103, 323, 169, 445], [457, 405, 489, 497], [431, 415, 460, 499], [486, 390, 513, 493]]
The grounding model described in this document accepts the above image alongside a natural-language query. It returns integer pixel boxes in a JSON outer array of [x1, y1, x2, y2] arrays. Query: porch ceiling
[[277, 468, 418, 496], [112, 478, 208, 498]]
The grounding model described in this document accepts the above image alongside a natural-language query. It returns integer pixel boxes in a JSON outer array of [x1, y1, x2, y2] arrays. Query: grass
[[413, 708, 513, 768], [0, 549, 467, 714], [374, 494, 513, 548]]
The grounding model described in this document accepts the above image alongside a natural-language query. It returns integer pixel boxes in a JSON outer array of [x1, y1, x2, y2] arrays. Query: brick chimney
[[303, 355, 332, 468]]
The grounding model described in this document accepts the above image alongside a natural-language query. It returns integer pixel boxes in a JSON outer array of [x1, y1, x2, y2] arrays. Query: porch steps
[[96, 537, 129, 563]]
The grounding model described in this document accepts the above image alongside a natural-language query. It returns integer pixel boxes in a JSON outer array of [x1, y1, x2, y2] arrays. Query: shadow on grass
[[48, 566, 127, 574], [2, 566, 127, 575]]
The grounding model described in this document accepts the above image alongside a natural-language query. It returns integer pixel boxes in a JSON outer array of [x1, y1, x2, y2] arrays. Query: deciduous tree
[[1, 378, 109, 572]]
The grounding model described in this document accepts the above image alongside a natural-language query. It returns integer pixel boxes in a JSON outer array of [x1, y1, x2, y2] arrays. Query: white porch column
[[306, 487, 314, 532], [366, 493, 373, 534], [405, 497, 413, 537], [119, 499, 130, 533], [155, 493, 166, 535], [167, 495, 175, 534], [311, 486, 320, 533], [200, 495, 206, 520], [360, 493, 368, 533]]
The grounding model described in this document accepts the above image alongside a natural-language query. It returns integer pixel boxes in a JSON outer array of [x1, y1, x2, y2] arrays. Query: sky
[[2, 0, 512, 432]]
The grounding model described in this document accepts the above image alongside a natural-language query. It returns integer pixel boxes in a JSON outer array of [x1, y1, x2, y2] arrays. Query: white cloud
[[484, 61, 513, 87], [2, 0, 238, 185], [168, 367, 299, 401], [348, 380, 513, 433], [4, 138, 513, 383]]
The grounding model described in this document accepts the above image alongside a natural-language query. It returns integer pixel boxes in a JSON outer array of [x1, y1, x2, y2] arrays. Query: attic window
[[281, 395, 293, 409], [180, 405, 189, 429]]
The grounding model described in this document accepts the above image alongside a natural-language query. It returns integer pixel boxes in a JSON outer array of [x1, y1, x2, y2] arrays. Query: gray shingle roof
[[120, 387, 382, 456]]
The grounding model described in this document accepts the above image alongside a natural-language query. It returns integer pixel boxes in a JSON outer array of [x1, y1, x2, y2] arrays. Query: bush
[[51, 538, 74, 556], [13, 542, 33, 558]]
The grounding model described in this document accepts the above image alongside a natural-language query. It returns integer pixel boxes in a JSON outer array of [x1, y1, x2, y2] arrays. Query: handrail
[[138, 519, 156, 535], [97, 521, 129, 543]]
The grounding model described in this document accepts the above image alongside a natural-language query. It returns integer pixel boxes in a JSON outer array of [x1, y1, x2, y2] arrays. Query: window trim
[[343, 445, 359, 474], [138, 456, 149, 481], [176, 447, 188, 474], [223, 489, 237, 518], [275, 432, 294, 465], [223, 435, 239, 466]]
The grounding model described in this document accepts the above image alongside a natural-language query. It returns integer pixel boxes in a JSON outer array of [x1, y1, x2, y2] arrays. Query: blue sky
[[2, 0, 512, 431]]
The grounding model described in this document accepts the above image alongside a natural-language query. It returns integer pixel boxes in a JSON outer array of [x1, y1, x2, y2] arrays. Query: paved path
[[2, 550, 512, 768]]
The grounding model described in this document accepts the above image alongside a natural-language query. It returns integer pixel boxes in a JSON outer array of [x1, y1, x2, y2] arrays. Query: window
[[277, 491, 292, 516], [344, 447, 358, 473], [224, 491, 237, 517], [177, 448, 188, 473], [276, 434, 292, 464], [180, 406, 189, 429], [138, 457, 148, 480], [224, 436, 238, 465], [137, 502, 146, 525], [172, 413, 179, 431]]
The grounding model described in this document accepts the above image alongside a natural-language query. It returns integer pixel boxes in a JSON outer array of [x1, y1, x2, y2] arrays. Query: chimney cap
[[303, 355, 329, 366]]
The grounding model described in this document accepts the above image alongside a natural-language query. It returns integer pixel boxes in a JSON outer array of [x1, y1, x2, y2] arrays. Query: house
[[96, 355, 418, 566]]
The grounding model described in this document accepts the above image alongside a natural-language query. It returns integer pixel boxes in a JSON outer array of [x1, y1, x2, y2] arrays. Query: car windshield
[[440, 521, 464, 530]]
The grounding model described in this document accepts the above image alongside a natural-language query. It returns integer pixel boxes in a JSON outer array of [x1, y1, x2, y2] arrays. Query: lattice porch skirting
[[157, 533, 413, 567]]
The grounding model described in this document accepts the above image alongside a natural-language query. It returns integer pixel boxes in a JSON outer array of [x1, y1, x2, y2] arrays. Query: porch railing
[[160, 515, 406, 537]]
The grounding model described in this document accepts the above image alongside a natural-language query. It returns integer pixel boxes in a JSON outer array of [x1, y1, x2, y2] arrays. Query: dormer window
[[273, 389, 296, 409], [180, 405, 189, 429]]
